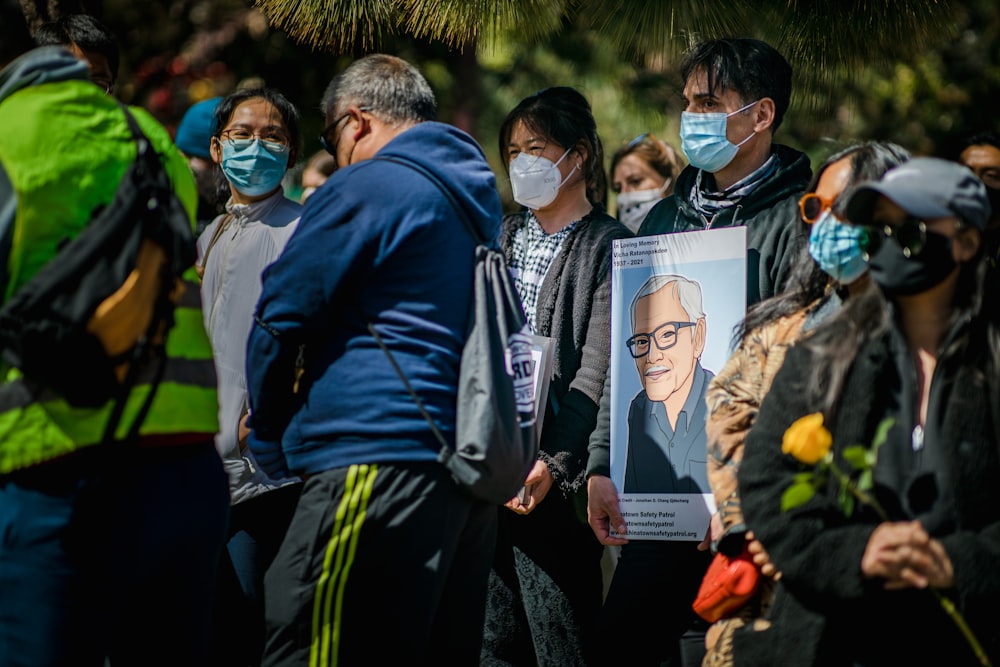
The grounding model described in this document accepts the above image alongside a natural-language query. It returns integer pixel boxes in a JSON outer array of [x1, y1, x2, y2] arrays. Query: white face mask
[[508, 147, 577, 209], [616, 179, 671, 233]]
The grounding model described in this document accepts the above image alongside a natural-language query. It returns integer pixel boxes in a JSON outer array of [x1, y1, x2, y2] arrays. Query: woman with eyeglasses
[[700, 141, 910, 666], [610, 132, 686, 232], [483, 86, 633, 666], [732, 156, 1000, 666], [197, 87, 305, 667]]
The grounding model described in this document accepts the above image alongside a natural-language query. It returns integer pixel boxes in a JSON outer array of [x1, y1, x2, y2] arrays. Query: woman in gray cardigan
[[481, 86, 633, 666]]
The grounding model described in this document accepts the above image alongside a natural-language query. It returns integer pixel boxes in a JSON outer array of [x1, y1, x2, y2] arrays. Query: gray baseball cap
[[845, 156, 991, 230]]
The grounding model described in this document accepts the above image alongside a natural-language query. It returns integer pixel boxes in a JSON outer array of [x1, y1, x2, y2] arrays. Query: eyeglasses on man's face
[[860, 216, 927, 259], [319, 108, 370, 157], [626, 321, 697, 358], [319, 112, 351, 157], [220, 129, 290, 154]]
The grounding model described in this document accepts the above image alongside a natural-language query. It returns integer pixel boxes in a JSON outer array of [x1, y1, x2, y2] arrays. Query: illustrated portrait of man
[[623, 273, 714, 493]]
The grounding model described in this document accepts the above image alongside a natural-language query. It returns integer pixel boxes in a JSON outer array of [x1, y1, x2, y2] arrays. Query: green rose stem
[[827, 463, 992, 667]]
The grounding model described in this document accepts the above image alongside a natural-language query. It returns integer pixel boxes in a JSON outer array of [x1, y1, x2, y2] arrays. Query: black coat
[[736, 316, 1000, 666]]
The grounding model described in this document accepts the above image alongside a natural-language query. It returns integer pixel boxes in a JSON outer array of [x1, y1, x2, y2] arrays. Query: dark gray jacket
[[639, 143, 812, 306], [502, 208, 632, 497]]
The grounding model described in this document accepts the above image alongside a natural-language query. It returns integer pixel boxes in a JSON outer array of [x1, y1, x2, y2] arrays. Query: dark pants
[[597, 539, 712, 667], [0, 441, 230, 667], [261, 460, 497, 667], [482, 490, 605, 666], [211, 481, 303, 667]]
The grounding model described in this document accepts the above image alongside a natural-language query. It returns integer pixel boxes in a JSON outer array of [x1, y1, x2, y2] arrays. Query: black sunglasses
[[318, 112, 351, 157], [859, 216, 927, 259]]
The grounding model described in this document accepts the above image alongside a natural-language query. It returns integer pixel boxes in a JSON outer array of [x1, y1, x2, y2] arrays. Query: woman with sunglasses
[[700, 141, 910, 666], [198, 87, 304, 666], [734, 156, 1000, 666], [483, 86, 632, 666], [610, 132, 686, 232]]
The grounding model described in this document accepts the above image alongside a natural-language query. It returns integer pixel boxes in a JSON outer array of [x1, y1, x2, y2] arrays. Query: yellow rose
[[781, 412, 832, 465]]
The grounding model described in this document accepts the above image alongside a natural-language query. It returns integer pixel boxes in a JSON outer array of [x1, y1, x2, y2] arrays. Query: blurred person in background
[[175, 96, 228, 237], [299, 149, 336, 202], [611, 132, 685, 232], [33, 13, 118, 96], [956, 130, 1000, 263]]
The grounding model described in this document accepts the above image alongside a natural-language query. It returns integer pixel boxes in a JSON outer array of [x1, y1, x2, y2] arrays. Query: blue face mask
[[221, 139, 289, 197], [679, 100, 759, 173], [808, 210, 869, 284]]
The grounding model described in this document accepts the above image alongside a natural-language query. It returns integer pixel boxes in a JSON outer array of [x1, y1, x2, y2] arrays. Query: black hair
[[213, 88, 303, 166], [735, 141, 911, 343], [681, 38, 792, 133], [498, 86, 607, 209], [960, 130, 1000, 154], [1, 0, 34, 67], [33, 13, 119, 82]]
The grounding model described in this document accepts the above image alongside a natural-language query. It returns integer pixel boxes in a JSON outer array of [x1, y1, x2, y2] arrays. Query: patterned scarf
[[689, 154, 780, 221]]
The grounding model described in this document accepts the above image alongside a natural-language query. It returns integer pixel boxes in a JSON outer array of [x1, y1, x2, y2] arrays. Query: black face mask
[[867, 230, 957, 297]]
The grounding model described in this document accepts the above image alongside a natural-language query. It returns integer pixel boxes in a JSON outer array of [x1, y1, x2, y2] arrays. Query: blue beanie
[[175, 97, 221, 160]]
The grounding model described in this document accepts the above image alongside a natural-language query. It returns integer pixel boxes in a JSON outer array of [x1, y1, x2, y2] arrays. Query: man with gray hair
[[623, 274, 714, 493], [245, 53, 503, 666]]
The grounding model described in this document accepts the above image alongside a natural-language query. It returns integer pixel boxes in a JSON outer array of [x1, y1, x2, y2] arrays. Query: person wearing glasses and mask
[[701, 141, 910, 666], [484, 86, 631, 666], [196, 87, 303, 667], [611, 132, 685, 233], [587, 37, 810, 667], [736, 157, 1000, 666], [33, 13, 119, 95]]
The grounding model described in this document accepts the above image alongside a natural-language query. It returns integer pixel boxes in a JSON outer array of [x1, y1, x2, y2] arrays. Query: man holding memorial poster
[[609, 226, 746, 539]]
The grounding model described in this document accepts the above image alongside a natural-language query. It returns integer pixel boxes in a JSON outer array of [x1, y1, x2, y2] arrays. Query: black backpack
[[0, 104, 196, 433], [369, 155, 539, 504]]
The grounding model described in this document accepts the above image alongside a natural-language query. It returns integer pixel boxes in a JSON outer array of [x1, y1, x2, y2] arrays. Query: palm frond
[[399, 0, 568, 50], [253, 0, 401, 52]]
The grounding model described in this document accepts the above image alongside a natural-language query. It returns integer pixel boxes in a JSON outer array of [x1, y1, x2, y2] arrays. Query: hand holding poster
[[609, 227, 747, 540]]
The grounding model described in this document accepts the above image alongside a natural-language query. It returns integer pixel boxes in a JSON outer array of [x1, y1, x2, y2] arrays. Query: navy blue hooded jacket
[[246, 121, 502, 478]]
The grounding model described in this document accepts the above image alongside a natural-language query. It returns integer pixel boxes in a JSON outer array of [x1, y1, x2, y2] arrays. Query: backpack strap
[[367, 322, 450, 452], [100, 104, 173, 445], [197, 212, 235, 279]]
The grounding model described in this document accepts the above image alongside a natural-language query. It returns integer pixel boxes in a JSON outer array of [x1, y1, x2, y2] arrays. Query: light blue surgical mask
[[679, 100, 759, 173], [221, 138, 289, 197], [808, 209, 869, 284]]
